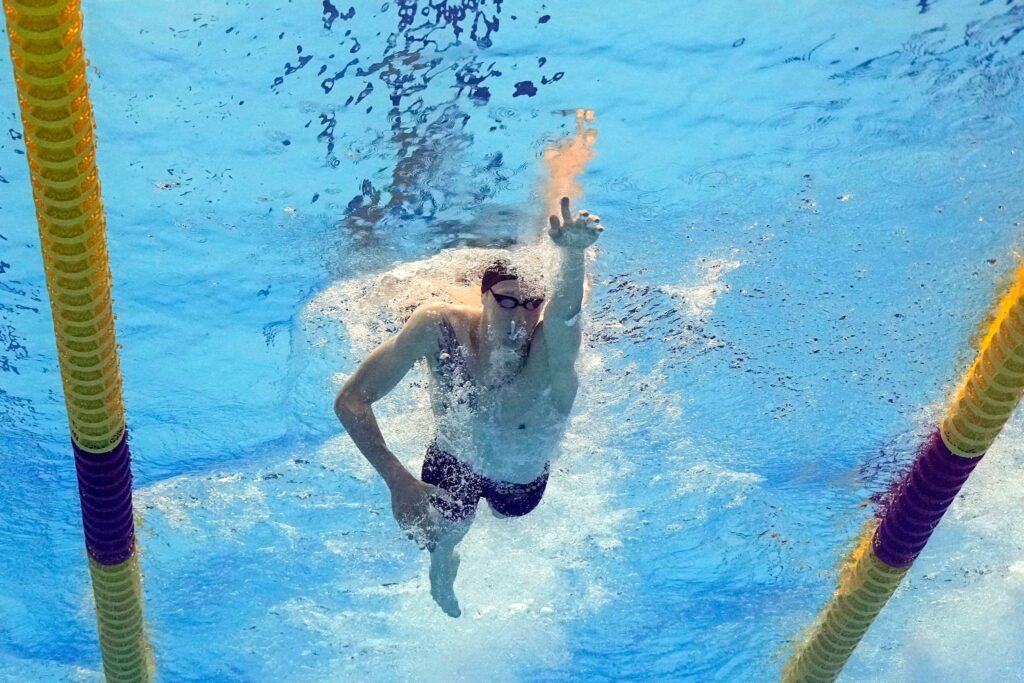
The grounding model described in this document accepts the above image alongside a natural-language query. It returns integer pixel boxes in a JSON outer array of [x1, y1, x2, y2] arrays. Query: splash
[[134, 243, 632, 681], [660, 257, 741, 321]]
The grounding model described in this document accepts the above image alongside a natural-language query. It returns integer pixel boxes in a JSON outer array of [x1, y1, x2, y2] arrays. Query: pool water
[[2, 1, 1024, 680]]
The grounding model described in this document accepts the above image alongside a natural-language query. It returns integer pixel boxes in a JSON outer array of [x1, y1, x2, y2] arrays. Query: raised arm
[[541, 196, 603, 370]]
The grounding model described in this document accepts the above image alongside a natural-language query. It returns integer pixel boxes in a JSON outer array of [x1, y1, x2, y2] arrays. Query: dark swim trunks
[[421, 442, 549, 522]]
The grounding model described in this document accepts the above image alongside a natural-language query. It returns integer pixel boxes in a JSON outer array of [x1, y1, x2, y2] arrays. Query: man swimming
[[334, 196, 603, 617]]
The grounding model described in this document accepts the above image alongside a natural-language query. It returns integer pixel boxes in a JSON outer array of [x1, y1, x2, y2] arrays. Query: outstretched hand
[[548, 196, 604, 250]]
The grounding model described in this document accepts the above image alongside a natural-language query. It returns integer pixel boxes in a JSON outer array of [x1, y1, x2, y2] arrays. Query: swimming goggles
[[489, 289, 544, 311]]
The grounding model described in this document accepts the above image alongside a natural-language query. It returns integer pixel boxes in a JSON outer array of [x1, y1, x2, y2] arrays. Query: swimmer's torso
[[423, 305, 572, 483]]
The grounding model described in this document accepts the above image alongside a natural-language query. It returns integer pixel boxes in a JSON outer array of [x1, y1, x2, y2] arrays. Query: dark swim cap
[[480, 259, 519, 293]]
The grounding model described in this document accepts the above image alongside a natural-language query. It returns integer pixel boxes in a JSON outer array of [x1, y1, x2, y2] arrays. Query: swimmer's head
[[480, 259, 544, 347], [480, 259, 518, 294]]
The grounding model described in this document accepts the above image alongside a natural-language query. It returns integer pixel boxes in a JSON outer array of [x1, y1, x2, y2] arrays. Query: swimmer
[[334, 196, 604, 617]]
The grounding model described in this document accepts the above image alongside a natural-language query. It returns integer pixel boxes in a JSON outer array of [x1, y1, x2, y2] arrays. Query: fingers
[[567, 204, 600, 226], [406, 529, 431, 551], [549, 214, 561, 233], [573, 211, 603, 233], [402, 513, 437, 550]]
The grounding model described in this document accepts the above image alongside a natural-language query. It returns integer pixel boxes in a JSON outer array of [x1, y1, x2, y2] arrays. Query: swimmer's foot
[[429, 550, 462, 618]]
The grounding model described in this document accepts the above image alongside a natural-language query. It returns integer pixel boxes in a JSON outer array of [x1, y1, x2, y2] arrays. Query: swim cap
[[480, 259, 519, 293]]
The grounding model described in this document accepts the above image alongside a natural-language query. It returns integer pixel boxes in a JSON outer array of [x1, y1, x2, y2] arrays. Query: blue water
[[2, 1, 1024, 680]]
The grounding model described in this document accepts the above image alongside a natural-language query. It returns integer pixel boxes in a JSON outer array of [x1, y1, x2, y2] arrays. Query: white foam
[[134, 243, 749, 679], [674, 462, 766, 517], [298, 254, 632, 676], [660, 257, 741, 321], [0, 653, 99, 683]]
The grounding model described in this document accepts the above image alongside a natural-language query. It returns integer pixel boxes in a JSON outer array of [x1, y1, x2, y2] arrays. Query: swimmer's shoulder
[[417, 302, 479, 328], [402, 302, 477, 347], [407, 302, 475, 324]]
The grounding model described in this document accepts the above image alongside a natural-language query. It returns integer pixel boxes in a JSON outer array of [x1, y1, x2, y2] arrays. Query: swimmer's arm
[[334, 304, 444, 490], [542, 196, 601, 369], [540, 245, 585, 368]]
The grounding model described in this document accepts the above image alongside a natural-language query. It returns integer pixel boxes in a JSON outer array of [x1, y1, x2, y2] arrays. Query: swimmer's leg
[[429, 515, 473, 618]]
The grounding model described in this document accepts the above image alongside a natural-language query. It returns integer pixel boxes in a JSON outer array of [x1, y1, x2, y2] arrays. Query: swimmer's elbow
[[334, 385, 367, 424], [333, 391, 351, 423]]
